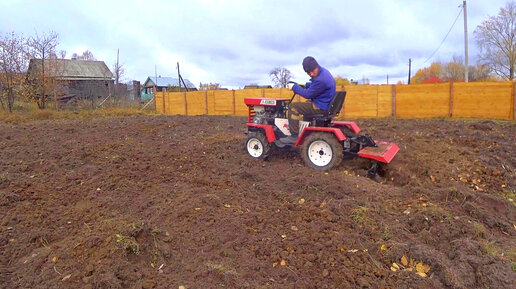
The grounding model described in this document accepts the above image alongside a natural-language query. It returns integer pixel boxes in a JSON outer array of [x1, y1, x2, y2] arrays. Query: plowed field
[[1, 115, 515, 289]]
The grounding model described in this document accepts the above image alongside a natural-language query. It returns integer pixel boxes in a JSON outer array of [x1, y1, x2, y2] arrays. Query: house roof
[[144, 76, 197, 89], [27, 59, 113, 80]]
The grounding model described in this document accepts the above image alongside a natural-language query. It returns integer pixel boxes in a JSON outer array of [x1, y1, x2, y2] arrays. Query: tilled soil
[[0, 115, 515, 289]]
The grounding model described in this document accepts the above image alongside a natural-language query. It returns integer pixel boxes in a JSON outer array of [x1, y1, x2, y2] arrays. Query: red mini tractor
[[244, 91, 399, 177]]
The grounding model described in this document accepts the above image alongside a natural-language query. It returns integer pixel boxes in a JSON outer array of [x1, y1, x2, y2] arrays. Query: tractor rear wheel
[[245, 132, 272, 159], [301, 132, 343, 171]]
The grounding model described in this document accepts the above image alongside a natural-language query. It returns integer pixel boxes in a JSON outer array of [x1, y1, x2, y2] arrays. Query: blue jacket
[[292, 66, 336, 111]]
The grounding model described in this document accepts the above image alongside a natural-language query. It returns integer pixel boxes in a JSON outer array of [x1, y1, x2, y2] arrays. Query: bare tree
[[474, 2, 516, 80], [71, 50, 95, 60], [0, 32, 29, 112], [269, 67, 292, 88], [112, 49, 124, 85], [27, 31, 59, 109]]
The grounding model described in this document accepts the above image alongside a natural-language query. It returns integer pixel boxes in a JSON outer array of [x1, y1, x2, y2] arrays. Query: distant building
[[26, 59, 114, 103], [142, 76, 197, 99], [243, 85, 272, 89]]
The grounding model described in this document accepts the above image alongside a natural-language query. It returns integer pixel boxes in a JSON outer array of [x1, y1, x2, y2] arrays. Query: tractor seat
[[303, 91, 347, 122]]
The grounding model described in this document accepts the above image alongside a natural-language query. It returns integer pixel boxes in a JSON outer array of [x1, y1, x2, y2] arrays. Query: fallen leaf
[[416, 262, 431, 274], [392, 263, 400, 270], [194, 208, 201, 211], [280, 259, 286, 266], [298, 198, 305, 204], [273, 262, 278, 267], [348, 249, 358, 253], [281, 234, 286, 239], [291, 226, 298, 231], [52, 256, 58, 263], [224, 204, 231, 208], [401, 255, 408, 266], [390, 266, 398, 272], [416, 272, 427, 278], [61, 274, 71, 281], [380, 244, 387, 251]]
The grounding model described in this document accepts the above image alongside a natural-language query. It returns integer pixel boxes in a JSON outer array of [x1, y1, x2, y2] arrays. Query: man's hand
[[287, 82, 296, 90]]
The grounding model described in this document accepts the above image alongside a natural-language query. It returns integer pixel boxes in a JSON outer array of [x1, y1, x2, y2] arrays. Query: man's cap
[[302, 56, 319, 73]]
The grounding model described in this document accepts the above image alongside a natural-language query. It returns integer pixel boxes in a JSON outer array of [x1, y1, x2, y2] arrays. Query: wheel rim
[[308, 140, 333, 167], [247, 138, 263, 157]]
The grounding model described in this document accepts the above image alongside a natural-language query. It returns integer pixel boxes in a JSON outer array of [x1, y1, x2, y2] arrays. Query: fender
[[246, 123, 277, 142], [295, 127, 346, 147], [331, 121, 361, 133]]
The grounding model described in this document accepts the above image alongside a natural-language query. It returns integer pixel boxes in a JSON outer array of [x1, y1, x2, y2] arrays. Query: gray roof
[[28, 59, 113, 80], [144, 76, 196, 89]]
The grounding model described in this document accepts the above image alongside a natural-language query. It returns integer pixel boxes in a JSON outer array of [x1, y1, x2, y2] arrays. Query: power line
[[423, 7, 464, 64]]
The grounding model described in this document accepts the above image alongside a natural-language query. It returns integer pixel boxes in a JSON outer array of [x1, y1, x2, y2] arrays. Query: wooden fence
[[155, 82, 516, 120]]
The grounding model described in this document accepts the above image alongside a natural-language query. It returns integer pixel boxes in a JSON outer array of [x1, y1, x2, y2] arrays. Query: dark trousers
[[288, 102, 325, 135]]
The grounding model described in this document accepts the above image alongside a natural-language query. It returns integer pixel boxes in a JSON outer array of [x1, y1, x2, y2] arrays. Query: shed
[[27, 59, 114, 102], [143, 76, 197, 95]]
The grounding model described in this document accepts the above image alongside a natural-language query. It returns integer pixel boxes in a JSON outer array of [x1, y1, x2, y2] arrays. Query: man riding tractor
[[279, 56, 336, 145]]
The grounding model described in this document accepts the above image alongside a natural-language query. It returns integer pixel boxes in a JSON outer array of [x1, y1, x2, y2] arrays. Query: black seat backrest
[[328, 91, 346, 117]]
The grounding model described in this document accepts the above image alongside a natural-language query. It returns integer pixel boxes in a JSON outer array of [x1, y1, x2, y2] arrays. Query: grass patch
[[350, 206, 370, 226], [115, 233, 140, 255], [0, 103, 157, 123]]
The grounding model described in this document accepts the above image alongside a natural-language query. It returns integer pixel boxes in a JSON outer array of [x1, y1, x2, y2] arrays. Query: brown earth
[[0, 115, 515, 289]]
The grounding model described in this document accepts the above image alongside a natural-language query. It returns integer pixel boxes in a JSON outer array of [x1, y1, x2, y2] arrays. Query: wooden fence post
[[183, 91, 187, 115], [391, 85, 396, 117], [232, 90, 236, 115], [449, 82, 454, 118], [205, 90, 208, 115], [162, 90, 165, 114], [513, 81, 516, 120]]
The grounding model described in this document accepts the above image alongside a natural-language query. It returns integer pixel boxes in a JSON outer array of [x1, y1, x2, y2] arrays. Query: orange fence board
[[453, 82, 513, 120], [185, 91, 206, 115], [395, 83, 450, 118], [342, 85, 378, 118]]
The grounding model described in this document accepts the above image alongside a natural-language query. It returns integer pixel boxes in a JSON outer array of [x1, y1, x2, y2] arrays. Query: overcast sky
[[0, 0, 511, 88]]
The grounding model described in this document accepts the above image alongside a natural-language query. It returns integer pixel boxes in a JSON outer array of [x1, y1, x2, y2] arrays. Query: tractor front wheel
[[301, 132, 343, 171], [245, 132, 272, 159]]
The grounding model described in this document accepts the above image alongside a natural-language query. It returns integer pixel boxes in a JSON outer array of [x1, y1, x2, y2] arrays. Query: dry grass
[[0, 102, 157, 123]]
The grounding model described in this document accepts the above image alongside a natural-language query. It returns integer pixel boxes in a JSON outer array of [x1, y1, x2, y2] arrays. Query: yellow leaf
[[390, 266, 398, 272], [272, 262, 278, 267], [52, 256, 58, 263], [416, 262, 430, 274], [280, 259, 286, 266], [392, 263, 400, 270], [416, 272, 427, 278], [298, 198, 305, 205], [401, 255, 408, 266], [224, 204, 231, 208], [380, 244, 387, 251]]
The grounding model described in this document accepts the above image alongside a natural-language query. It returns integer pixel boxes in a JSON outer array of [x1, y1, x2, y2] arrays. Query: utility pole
[[463, 0, 469, 82], [177, 62, 181, 92], [408, 58, 412, 84]]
